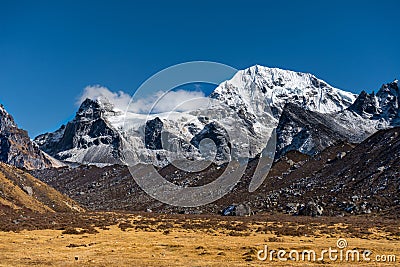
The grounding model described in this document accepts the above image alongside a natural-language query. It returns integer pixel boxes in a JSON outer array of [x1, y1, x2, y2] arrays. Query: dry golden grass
[[0, 162, 84, 213], [0, 214, 399, 266], [0, 171, 52, 213]]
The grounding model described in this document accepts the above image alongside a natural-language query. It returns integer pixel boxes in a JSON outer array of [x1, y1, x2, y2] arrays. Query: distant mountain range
[[31, 65, 398, 167], [0, 65, 399, 216], [30, 127, 400, 216]]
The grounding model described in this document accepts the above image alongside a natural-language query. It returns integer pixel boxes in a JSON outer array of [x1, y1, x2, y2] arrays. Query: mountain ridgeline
[[33, 66, 398, 167], [1, 65, 399, 216], [0, 105, 63, 170], [34, 99, 123, 165]]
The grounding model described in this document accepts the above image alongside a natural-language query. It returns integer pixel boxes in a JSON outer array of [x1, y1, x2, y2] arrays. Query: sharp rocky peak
[[211, 65, 357, 120], [31, 66, 398, 168], [377, 79, 399, 98], [77, 98, 120, 120], [0, 104, 61, 169], [349, 79, 399, 123], [238, 65, 341, 91], [0, 104, 17, 130], [348, 90, 380, 117], [34, 98, 123, 165]]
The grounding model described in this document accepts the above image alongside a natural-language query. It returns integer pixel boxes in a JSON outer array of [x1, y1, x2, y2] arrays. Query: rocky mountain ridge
[[30, 127, 400, 216], [34, 99, 123, 166], [0, 104, 63, 170], [34, 65, 392, 167]]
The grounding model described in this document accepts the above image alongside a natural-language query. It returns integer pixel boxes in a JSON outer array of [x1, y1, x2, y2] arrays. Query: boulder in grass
[[221, 204, 251, 216]]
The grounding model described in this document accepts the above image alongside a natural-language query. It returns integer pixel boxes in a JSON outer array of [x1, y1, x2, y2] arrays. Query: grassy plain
[[0, 213, 399, 266]]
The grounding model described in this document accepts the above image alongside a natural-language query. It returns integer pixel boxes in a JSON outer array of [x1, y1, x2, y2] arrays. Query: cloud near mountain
[[78, 85, 207, 114], [77, 85, 132, 111]]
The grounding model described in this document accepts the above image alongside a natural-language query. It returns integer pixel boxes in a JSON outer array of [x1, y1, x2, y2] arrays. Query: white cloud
[[133, 90, 208, 114], [78, 85, 208, 114], [78, 85, 132, 111]]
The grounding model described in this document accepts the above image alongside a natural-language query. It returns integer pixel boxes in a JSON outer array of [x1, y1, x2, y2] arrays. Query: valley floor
[[0, 212, 399, 266]]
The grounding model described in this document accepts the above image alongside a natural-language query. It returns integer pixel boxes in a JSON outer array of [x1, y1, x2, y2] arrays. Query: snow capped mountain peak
[[34, 98, 123, 166], [78, 98, 123, 120], [37, 65, 400, 168], [243, 65, 320, 87], [35, 65, 360, 167], [379, 79, 399, 93], [77, 98, 103, 119], [211, 65, 357, 118], [348, 79, 399, 122]]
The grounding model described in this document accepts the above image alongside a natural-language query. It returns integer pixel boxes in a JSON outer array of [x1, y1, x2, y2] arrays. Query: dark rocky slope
[[34, 99, 123, 165], [0, 104, 61, 170], [31, 128, 400, 216]]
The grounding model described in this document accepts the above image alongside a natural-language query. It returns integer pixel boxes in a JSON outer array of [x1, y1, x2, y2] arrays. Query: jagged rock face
[[211, 65, 357, 121], [191, 121, 231, 162], [274, 80, 400, 158], [274, 98, 390, 158], [349, 80, 399, 124], [0, 105, 58, 170], [145, 117, 163, 150], [285, 127, 400, 215], [275, 103, 350, 158], [35, 99, 123, 165], [32, 65, 399, 167], [348, 91, 381, 116], [31, 127, 400, 216], [376, 80, 399, 122]]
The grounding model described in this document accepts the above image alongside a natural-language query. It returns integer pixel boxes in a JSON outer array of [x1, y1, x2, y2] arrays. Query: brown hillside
[[0, 162, 84, 214]]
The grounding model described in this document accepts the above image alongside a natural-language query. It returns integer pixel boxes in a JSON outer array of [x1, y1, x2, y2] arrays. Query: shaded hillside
[[295, 127, 400, 215], [31, 128, 400, 217]]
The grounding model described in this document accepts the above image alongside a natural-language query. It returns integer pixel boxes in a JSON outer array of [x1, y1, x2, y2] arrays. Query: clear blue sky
[[1, 0, 399, 137]]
